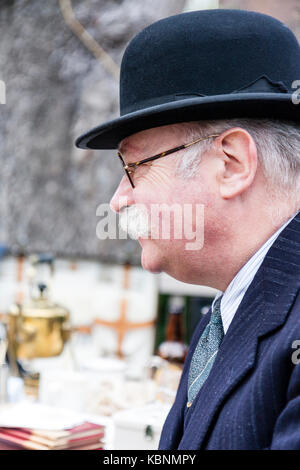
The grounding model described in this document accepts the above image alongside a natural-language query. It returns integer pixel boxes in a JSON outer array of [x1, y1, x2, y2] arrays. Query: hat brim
[[75, 93, 300, 150]]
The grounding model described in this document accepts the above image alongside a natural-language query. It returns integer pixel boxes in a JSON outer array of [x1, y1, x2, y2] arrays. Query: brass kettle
[[6, 254, 71, 365], [7, 282, 71, 360]]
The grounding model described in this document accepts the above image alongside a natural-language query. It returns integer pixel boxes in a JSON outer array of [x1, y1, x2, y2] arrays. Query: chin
[[140, 244, 163, 274]]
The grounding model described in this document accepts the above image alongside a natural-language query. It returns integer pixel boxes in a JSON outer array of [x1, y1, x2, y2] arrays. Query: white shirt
[[212, 212, 299, 334]]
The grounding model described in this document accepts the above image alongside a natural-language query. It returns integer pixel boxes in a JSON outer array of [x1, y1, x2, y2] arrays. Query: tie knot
[[213, 295, 223, 312], [213, 295, 222, 313], [210, 295, 223, 324]]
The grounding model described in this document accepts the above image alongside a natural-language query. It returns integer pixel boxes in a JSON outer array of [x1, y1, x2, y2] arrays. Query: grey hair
[[174, 119, 300, 207]]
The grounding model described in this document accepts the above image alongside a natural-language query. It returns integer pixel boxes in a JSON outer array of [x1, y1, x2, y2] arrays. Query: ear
[[216, 127, 258, 199]]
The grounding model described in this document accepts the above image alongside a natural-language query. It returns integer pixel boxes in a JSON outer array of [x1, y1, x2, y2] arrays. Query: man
[[76, 10, 300, 449]]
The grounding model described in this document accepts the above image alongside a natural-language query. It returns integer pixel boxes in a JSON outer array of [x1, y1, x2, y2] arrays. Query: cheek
[[133, 177, 177, 208], [134, 166, 219, 241], [172, 178, 215, 209]]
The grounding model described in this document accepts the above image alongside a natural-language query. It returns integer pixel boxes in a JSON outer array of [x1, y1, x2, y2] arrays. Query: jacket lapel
[[179, 211, 300, 449]]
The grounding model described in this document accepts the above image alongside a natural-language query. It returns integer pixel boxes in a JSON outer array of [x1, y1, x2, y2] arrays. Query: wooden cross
[[93, 264, 155, 358]]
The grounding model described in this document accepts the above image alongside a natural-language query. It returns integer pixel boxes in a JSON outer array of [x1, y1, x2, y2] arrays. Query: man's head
[[110, 119, 300, 290], [75, 9, 300, 289]]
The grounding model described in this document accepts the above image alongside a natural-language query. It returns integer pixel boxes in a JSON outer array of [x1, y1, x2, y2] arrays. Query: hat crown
[[76, 9, 300, 150], [120, 9, 300, 115]]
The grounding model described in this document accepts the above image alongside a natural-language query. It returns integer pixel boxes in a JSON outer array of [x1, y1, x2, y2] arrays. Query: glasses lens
[[117, 152, 135, 188]]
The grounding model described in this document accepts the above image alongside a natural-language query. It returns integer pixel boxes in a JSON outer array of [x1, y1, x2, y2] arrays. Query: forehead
[[118, 124, 184, 157]]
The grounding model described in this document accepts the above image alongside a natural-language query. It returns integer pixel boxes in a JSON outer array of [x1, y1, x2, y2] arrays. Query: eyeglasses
[[117, 134, 219, 188]]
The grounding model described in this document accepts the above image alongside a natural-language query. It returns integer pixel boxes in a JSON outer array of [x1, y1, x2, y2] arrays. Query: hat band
[[121, 75, 289, 116]]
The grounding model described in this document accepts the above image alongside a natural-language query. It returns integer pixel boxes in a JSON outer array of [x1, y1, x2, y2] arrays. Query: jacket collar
[[179, 211, 300, 449]]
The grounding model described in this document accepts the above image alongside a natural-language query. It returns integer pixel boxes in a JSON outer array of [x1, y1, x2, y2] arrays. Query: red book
[[0, 422, 105, 450], [63, 442, 103, 450], [0, 440, 25, 450], [0, 431, 49, 450]]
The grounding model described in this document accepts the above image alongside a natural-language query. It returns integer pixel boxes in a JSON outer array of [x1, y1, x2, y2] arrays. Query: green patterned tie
[[187, 295, 224, 408]]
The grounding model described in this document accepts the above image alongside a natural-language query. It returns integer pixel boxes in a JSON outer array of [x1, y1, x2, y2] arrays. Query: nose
[[110, 175, 134, 213]]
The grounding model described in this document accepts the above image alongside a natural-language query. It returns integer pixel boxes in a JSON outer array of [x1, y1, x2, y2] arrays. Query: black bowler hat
[[76, 9, 300, 150]]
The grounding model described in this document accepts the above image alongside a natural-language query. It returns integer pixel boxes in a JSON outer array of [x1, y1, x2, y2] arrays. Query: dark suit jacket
[[159, 211, 300, 450]]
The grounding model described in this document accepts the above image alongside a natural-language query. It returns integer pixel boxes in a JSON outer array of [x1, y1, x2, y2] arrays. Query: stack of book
[[0, 421, 105, 450]]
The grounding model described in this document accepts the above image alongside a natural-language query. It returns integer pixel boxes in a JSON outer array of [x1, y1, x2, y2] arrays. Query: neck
[[208, 204, 297, 292]]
